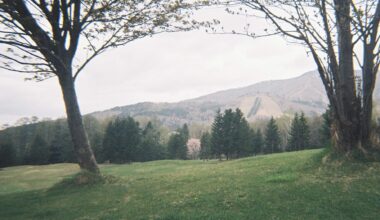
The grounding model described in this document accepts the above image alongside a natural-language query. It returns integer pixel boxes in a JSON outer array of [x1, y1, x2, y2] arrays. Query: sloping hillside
[[91, 71, 329, 125], [90, 70, 380, 127], [1, 150, 380, 219]]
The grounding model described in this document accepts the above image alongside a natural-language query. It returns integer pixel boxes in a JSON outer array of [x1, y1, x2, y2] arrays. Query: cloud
[[0, 10, 316, 124]]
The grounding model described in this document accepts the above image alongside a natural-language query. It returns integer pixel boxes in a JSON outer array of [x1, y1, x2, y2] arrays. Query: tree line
[[199, 109, 331, 160], [0, 109, 331, 167]]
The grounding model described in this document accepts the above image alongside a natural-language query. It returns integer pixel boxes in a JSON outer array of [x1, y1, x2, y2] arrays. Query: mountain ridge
[[90, 70, 345, 127]]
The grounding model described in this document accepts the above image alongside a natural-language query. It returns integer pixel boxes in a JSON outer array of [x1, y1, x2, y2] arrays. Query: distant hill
[[90, 70, 380, 127]]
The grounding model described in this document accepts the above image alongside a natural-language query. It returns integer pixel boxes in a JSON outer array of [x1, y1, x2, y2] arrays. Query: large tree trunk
[[333, 0, 361, 154], [58, 72, 100, 174]]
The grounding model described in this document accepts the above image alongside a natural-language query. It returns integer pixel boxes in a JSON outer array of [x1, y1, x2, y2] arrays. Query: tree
[[200, 132, 212, 160], [167, 124, 189, 160], [210, 108, 251, 159], [233, 108, 251, 157], [251, 129, 264, 155], [288, 113, 310, 151], [288, 113, 301, 151], [227, 0, 380, 157], [103, 117, 141, 163], [187, 138, 201, 160], [299, 112, 310, 149], [320, 107, 333, 146], [139, 122, 166, 161], [49, 140, 63, 164], [0, 137, 15, 167], [264, 117, 281, 154], [0, 1, 200, 173], [211, 110, 225, 159], [29, 135, 49, 165]]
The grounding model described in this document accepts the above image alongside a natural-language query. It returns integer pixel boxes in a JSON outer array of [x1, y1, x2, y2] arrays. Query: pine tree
[[299, 112, 310, 150], [0, 137, 15, 167], [139, 122, 165, 161], [211, 110, 224, 159], [320, 107, 332, 146], [200, 132, 212, 160], [103, 117, 141, 163], [233, 108, 251, 158], [49, 140, 63, 164], [167, 124, 189, 160], [264, 117, 281, 154], [29, 135, 49, 165], [178, 124, 190, 159], [222, 109, 234, 160], [252, 129, 264, 155], [287, 112, 310, 151], [288, 113, 301, 151]]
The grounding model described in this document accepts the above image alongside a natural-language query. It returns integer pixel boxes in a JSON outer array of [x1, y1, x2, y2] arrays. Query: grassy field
[[1, 149, 380, 220]]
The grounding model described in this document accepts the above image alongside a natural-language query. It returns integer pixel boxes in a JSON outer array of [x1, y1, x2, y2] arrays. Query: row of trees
[[0, 116, 191, 167], [0, 108, 331, 167], [199, 108, 328, 160]]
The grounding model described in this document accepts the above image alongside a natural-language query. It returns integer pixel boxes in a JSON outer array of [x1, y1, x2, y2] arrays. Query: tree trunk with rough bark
[[332, 0, 361, 154], [58, 71, 100, 174]]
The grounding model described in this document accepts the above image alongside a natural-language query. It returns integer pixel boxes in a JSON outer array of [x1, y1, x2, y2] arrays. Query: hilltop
[[91, 71, 377, 127]]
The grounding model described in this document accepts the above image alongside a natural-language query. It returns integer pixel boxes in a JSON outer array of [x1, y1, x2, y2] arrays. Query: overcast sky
[[0, 8, 316, 125]]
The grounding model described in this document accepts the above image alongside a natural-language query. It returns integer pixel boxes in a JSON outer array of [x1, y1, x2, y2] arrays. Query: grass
[[1, 149, 380, 219]]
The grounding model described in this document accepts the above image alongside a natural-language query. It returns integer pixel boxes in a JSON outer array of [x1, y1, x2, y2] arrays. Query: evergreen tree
[[264, 117, 281, 154], [288, 113, 301, 151], [288, 112, 311, 151], [200, 132, 212, 160], [211, 110, 225, 159], [252, 129, 264, 155], [320, 107, 332, 146], [233, 108, 251, 157], [210, 108, 252, 159], [299, 112, 310, 149], [167, 124, 189, 160], [103, 117, 141, 163], [177, 124, 190, 159], [222, 109, 234, 159], [139, 122, 165, 161], [29, 135, 49, 165], [48, 140, 63, 164], [168, 132, 182, 159], [0, 137, 15, 167]]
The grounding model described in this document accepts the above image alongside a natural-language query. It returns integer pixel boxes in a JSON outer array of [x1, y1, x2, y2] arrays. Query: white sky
[[0, 8, 316, 125]]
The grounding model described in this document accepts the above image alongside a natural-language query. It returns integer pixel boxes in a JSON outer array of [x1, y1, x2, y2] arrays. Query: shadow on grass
[[0, 172, 128, 220], [48, 170, 123, 192]]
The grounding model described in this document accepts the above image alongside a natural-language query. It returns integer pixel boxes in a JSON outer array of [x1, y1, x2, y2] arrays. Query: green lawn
[[1, 149, 380, 220]]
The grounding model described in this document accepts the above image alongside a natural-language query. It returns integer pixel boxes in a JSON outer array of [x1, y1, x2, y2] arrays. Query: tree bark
[[58, 72, 100, 174], [333, 0, 360, 154]]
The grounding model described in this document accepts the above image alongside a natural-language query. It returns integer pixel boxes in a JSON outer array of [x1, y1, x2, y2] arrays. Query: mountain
[[90, 70, 379, 127]]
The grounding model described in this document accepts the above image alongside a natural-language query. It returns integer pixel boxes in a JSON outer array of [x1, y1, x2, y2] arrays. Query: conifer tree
[[252, 129, 264, 155], [288, 113, 301, 151], [211, 110, 225, 159], [29, 135, 49, 165], [167, 124, 189, 160], [200, 132, 212, 160], [320, 107, 333, 146], [139, 122, 165, 161], [103, 117, 141, 163], [288, 113, 310, 151], [264, 117, 281, 154], [299, 112, 310, 149], [0, 137, 15, 167]]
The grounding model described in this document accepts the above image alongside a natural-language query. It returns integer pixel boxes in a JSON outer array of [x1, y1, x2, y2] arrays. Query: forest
[[0, 108, 331, 167]]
